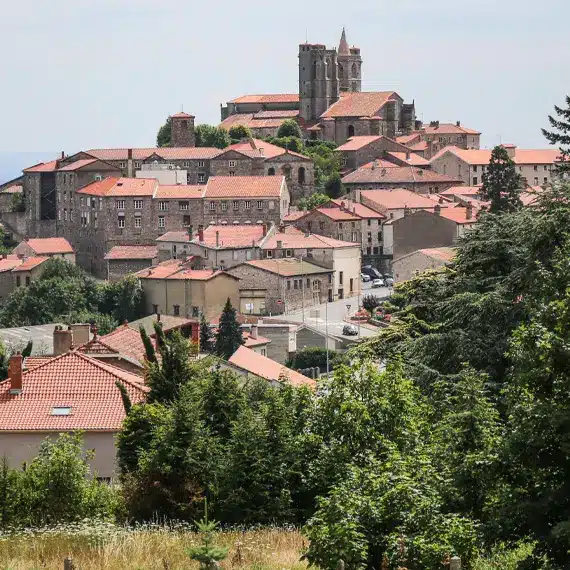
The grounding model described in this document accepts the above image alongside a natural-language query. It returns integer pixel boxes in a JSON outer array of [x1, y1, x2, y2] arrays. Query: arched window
[[326, 58, 332, 79], [268, 167, 275, 176], [351, 63, 358, 77], [338, 64, 344, 79], [282, 165, 292, 180], [443, 164, 447, 175], [347, 125, 355, 138], [298, 167, 306, 184]]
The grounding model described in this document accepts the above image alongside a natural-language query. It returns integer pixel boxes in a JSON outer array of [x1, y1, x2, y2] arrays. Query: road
[[274, 281, 392, 340]]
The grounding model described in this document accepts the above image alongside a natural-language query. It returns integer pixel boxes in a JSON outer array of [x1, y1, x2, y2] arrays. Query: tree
[[228, 124, 252, 141], [362, 294, 381, 312], [200, 316, 215, 353], [0, 338, 8, 381], [324, 172, 343, 199], [276, 119, 302, 139], [156, 116, 172, 147], [195, 125, 231, 149], [542, 95, 570, 173], [480, 145, 524, 213], [21, 340, 33, 358], [298, 192, 330, 211], [99, 275, 146, 323], [267, 136, 304, 153], [215, 298, 244, 359], [187, 501, 229, 569]]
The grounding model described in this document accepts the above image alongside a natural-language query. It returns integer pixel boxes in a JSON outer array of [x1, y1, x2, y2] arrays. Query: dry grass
[[0, 523, 309, 570]]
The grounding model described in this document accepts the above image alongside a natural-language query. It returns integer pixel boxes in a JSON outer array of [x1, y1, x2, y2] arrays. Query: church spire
[[338, 27, 350, 55]]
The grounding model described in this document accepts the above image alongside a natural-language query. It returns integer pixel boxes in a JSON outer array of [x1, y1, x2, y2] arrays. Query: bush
[[285, 347, 345, 372], [276, 119, 302, 139], [362, 294, 382, 312]]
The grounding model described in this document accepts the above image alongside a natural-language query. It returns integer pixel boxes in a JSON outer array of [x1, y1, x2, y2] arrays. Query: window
[[338, 234, 344, 241], [351, 232, 358, 242], [198, 173, 206, 183], [158, 201, 168, 211], [99, 198, 103, 210], [192, 306, 200, 317], [544, 177, 548, 184], [534, 177, 539, 185], [349, 278, 354, 292], [245, 201, 251, 210], [229, 171, 235, 176], [366, 246, 372, 255], [152, 304, 158, 313], [339, 223, 343, 230], [134, 200, 143, 209], [119, 162, 126, 169], [373, 246, 379, 254], [285, 249, 293, 258], [209, 202, 216, 211], [118, 216, 125, 228], [328, 274, 332, 284], [339, 271, 344, 285], [94, 212, 98, 228], [232, 250, 239, 260], [266, 250, 273, 259], [472, 177, 478, 185], [158, 216, 165, 228], [80, 197, 85, 207], [16, 276, 21, 287], [367, 232, 372, 243], [64, 208, 68, 221], [183, 161, 190, 168], [319, 222, 325, 231], [287, 280, 291, 290], [534, 165, 538, 171], [134, 161, 141, 169], [229, 160, 237, 168], [268, 200, 275, 210], [268, 167, 275, 175], [25, 276, 30, 287], [307, 221, 313, 232], [257, 200, 263, 210], [179, 201, 189, 211], [173, 305, 180, 316], [298, 167, 306, 184], [116, 200, 125, 210], [183, 215, 191, 227], [221, 201, 228, 211], [306, 278, 310, 288], [347, 125, 355, 138], [233, 201, 239, 210], [198, 161, 205, 168], [473, 165, 478, 172], [134, 217, 141, 228], [51, 406, 72, 416], [261, 348, 267, 357], [246, 250, 252, 260]]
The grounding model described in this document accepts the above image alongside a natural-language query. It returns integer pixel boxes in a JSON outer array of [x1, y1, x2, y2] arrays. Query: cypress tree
[[542, 95, 570, 173], [480, 145, 524, 213], [199, 315, 215, 353], [215, 298, 244, 359], [139, 325, 157, 363]]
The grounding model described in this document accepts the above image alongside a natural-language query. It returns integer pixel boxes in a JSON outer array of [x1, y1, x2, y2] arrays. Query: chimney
[[503, 144, 517, 159], [262, 223, 267, 236], [61, 151, 65, 160], [277, 240, 283, 250], [456, 120, 461, 127], [434, 204, 441, 216], [127, 148, 134, 178], [466, 201, 473, 220], [8, 352, 23, 395], [216, 231, 220, 248], [251, 324, 258, 339], [70, 323, 90, 346], [53, 325, 73, 356], [198, 227, 204, 242], [406, 150, 411, 160]]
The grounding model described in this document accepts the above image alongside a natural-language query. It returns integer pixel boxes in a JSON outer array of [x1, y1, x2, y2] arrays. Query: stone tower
[[299, 43, 340, 122], [170, 112, 195, 147], [337, 28, 362, 93]]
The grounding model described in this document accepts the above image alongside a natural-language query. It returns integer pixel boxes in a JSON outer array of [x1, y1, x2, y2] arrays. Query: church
[[220, 29, 417, 145]]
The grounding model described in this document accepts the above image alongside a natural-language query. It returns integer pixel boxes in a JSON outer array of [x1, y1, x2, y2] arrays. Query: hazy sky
[[1, 0, 568, 154]]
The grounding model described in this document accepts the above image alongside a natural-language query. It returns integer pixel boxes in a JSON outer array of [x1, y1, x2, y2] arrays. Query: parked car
[[384, 275, 394, 287], [361, 265, 383, 280], [371, 278, 385, 288], [360, 273, 371, 282], [342, 324, 358, 336]]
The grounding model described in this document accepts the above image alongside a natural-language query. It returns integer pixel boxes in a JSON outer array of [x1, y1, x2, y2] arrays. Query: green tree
[[480, 145, 524, 213], [21, 340, 33, 358], [0, 338, 8, 381], [199, 315, 215, 353], [228, 124, 252, 141], [215, 298, 244, 359], [195, 125, 231, 149], [187, 501, 229, 569], [99, 275, 146, 323], [542, 95, 570, 173], [156, 116, 172, 147], [0, 456, 22, 529], [276, 119, 302, 139], [298, 192, 330, 211], [324, 172, 343, 199], [267, 136, 304, 153]]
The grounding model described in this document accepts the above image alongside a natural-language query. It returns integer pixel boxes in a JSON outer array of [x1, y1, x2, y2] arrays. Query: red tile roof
[[165, 269, 230, 281], [253, 110, 299, 119], [77, 177, 158, 197], [396, 134, 421, 146], [2, 185, 23, 194], [171, 111, 195, 118], [243, 331, 271, 348], [156, 231, 192, 243], [23, 356, 53, 370], [229, 94, 299, 104], [314, 206, 361, 221], [359, 159, 400, 169], [23, 159, 59, 173], [282, 211, 307, 222], [154, 185, 204, 199], [197, 224, 267, 249], [86, 148, 222, 161], [336, 136, 382, 151], [0, 255, 23, 273], [418, 247, 456, 261], [342, 164, 461, 185], [0, 351, 147, 431], [360, 189, 438, 210], [99, 324, 150, 365], [23, 237, 74, 255], [229, 346, 315, 388], [420, 123, 481, 135], [220, 114, 296, 132], [440, 186, 482, 197], [386, 151, 430, 167], [409, 141, 428, 152], [134, 259, 235, 282], [104, 245, 158, 261], [204, 176, 285, 198], [241, 258, 333, 277], [228, 138, 309, 161], [330, 200, 385, 219], [439, 206, 477, 225], [321, 91, 400, 118], [58, 159, 98, 171], [11, 257, 49, 272], [430, 145, 562, 166], [261, 227, 359, 249]]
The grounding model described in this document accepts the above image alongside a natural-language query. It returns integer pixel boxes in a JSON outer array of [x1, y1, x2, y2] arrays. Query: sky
[[0, 0, 569, 180]]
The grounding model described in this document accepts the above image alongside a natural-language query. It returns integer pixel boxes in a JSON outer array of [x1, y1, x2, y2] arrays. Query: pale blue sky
[[0, 0, 568, 161]]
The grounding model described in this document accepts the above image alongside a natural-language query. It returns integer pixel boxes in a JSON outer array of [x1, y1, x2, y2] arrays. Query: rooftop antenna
[[305, 28, 308, 43]]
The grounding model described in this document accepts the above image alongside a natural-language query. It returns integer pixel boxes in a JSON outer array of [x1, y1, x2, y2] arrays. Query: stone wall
[[0, 212, 28, 241], [107, 259, 154, 282]]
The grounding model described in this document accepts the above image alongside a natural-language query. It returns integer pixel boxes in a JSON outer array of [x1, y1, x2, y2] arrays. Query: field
[[0, 523, 309, 570]]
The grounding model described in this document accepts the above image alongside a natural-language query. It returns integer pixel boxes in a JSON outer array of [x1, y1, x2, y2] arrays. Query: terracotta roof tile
[[77, 177, 158, 197], [360, 189, 438, 210], [342, 164, 460, 185], [196, 224, 267, 249], [440, 186, 482, 196], [227, 138, 309, 161], [282, 211, 307, 222], [229, 346, 315, 389], [253, 110, 299, 119], [243, 332, 271, 348], [420, 123, 481, 135], [156, 231, 192, 243], [204, 176, 285, 198], [2, 185, 23, 194], [417, 247, 456, 261], [396, 134, 421, 145], [0, 255, 23, 273], [171, 111, 194, 118], [86, 148, 222, 161], [220, 114, 294, 131], [228, 94, 299, 104], [330, 200, 384, 219], [261, 227, 359, 249], [23, 237, 74, 255], [430, 146, 563, 166], [23, 159, 59, 173], [409, 141, 428, 152], [11, 257, 49, 272], [99, 324, 150, 365], [57, 159, 98, 171], [104, 245, 158, 261], [336, 136, 382, 151], [23, 356, 52, 370], [439, 206, 477, 225], [321, 91, 399, 118], [0, 351, 147, 431], [386, 151, 430, 167], [241, 258, 333, 277], [314, 206, 361, 221], [154, 185, 204, 199]]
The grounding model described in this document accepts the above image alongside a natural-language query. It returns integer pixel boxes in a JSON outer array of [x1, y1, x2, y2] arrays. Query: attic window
[[51, 406, 72, 416]]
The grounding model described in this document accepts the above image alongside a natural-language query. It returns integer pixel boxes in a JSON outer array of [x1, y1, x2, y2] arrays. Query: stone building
[[392, 247, 456, 283], [13, 237, 75, 263], [104, 245, 159, 282], [335, 135, 414, 170], [227, 258, 333, 315], [170, 112, 195, 147], [11, 257, 51, 292], [0, 255, 26, 301]]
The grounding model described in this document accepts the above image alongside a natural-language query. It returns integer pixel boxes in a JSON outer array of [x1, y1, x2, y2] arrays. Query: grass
[[0, 523, 309, 570]]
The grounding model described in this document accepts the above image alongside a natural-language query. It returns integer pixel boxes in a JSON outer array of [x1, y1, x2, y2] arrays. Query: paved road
[[275, 282, 392, 340]]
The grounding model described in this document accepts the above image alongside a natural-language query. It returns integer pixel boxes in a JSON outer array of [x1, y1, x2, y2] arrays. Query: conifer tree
[[215, 298, 244, 359], [139, 325, 157, 363], [480, 145, 524, 213], [199, 315, 215, 353], [542, 95, 570, 173], [21, 340, 33, 358]]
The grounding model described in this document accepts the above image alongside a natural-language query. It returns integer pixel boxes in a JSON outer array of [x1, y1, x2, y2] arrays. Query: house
[[0, 183, 22, 212], [260, 227, 361, 301], [342, 162, 461, 193], [357, 188, 440, 221], [335, 135, 412, 170], [11, 257, 50, 289], [13, 237, 75, 263], [392, 247, 456, 283], [227, 258, 333, 315], [226, 345, 315, 389], [407, 122, 481, 159], [104, 245, 158, 282], [0, 350, 147, 478], [135, 259, 240, 320], [429, 145, 562, 187], [127, 314, 200, 342], [0, 255, 25, 300]]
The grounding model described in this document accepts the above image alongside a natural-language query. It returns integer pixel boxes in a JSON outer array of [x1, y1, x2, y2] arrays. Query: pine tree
[[480, 145, 524, 213], [215, 298, 244, 359], [21, 340, 33, 358], [199, 315, 215, 353], [115, 381, 132, 414], [156, 117, 172, 147], [542, 95, 570, 173], [187, 500, 229, 569]]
